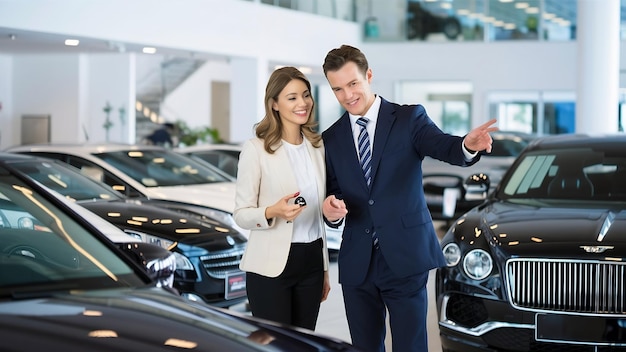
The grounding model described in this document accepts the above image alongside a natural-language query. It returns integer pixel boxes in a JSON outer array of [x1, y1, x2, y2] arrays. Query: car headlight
[[442, 243, 461, 267], [173, 251, 194, 271], [463, 249, 493, 280]]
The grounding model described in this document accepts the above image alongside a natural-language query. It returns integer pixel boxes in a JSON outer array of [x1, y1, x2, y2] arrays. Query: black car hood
[[79, 200, 246, 250], [476, 201, 626, 258], [0, 287, 354, 351]]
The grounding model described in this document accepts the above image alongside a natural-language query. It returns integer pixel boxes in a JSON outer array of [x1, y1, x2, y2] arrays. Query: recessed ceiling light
[[143, 47, 157, 54], [65, 39, 80, 46]]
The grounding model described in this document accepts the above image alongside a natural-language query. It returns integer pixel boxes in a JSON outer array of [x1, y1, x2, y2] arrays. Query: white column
[[229, 56, 269, 143], [576, 0, 620, 133]]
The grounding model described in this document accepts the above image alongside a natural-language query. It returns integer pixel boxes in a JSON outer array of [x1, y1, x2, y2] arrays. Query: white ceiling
[[0, 26, 225, 60], [0, 1, 621, 57]]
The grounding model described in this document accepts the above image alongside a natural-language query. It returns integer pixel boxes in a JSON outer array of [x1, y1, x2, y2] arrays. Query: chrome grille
[[506, 258, 626, 314], [200, 245, 245, 279]]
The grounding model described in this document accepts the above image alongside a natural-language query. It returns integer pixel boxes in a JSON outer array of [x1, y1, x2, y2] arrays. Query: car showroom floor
[[231, 221, 448, 351]]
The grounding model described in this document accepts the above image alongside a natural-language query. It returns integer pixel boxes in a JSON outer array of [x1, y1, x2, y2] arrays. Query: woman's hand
[[265, 192, 305, 222]]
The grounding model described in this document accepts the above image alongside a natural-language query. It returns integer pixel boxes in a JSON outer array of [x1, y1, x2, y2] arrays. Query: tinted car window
[[0, 170, 144, 291], [96, 150, 230, 187], [188, 151, 239, 178], [17, 151, 136, 196], [9, 160, 122, 201], [502, 148, 626, 201]]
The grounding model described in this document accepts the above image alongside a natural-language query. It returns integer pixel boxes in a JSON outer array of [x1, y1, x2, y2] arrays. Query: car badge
[[580, 245, 614, 253], [226, 235, 235, 246]]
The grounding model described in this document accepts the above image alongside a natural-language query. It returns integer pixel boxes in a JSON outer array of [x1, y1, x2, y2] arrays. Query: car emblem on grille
[[226, 235, 235, 246], [580, 245, 614, 253]]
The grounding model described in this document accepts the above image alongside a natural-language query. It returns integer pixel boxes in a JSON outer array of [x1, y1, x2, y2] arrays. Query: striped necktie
[[356, 117, 372, 187], [356, 117, 379, 249]]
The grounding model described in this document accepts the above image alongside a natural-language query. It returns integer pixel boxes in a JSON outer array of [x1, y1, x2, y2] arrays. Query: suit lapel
[[370, 99, 396, 187]]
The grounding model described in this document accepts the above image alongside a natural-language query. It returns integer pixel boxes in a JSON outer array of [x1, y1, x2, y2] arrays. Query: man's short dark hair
[[322, 44, 369, 77]]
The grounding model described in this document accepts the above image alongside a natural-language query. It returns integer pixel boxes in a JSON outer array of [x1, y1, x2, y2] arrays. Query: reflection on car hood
[[79, 200, 246, 249], [0, 287, 355, 351], [141, 182, 236, 213], [483, 202, 626, 257]]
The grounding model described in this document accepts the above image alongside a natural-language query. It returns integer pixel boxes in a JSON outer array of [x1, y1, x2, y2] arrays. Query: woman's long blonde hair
[[255, 66, 321, 154]]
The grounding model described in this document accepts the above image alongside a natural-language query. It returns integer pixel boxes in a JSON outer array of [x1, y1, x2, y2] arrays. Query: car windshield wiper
[[2, 282, 81, 300]]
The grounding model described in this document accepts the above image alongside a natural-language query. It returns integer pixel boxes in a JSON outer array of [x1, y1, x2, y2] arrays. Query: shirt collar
[[349, 95, 381, 126]]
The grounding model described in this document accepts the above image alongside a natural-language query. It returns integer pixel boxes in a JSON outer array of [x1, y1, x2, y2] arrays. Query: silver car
[[7, 143, 247, 236]]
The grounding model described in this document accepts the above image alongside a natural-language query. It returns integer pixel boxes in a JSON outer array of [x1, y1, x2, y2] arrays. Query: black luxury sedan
[[0, 154, 358, 351], [436, 134, 626, 352], [0, 153, 248, 307]]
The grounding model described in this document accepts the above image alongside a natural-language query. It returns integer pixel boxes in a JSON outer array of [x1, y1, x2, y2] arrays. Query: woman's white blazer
[[234, 137, 329, 277]]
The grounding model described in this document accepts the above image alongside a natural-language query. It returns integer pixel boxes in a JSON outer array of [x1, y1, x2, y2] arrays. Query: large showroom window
[[487, 91, 576, 135], [396, 81, 472, 135], [362, 0, 577, 43]]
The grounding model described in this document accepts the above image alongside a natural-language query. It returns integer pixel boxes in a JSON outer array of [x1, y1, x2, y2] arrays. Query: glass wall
[[403, 0, 576, 42], [396, 81, 473, 135], [259, 0, 356, 21], [256, 0, 626, 42], [487, 91, 576, 135]]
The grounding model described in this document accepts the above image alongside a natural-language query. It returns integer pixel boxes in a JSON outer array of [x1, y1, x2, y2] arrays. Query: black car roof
[[525, 134, 626, 152]]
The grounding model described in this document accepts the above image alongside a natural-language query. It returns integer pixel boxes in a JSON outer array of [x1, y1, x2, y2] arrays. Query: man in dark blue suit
[[321, 44, 497, 352]]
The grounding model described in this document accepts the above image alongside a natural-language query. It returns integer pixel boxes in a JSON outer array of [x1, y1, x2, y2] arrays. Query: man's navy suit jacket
[[322, 97, 479, 286]]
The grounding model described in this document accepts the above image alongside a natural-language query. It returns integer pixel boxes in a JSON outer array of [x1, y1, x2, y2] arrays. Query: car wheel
[[442, 17, 461, 40]]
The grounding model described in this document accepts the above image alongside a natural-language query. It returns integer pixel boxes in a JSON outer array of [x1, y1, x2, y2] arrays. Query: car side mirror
[[464, 173, 490, 201]]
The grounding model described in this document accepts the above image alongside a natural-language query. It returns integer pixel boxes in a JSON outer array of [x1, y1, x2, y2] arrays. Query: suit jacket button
[[368, 199, 374, 205], [256, 223, 261, 227], [365, 229, 371, 234]]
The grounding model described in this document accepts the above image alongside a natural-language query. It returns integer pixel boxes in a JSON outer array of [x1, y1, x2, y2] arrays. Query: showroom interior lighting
[[64, 39, 79, 46]]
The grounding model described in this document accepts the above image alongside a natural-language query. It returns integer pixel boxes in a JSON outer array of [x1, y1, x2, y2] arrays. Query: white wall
[[8, 54, 136, 148], [86, 54, 136, 144], [13, 55, 81, 146], [163, 60, 231, 128]]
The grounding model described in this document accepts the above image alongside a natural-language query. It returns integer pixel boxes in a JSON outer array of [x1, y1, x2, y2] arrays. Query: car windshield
[[9, 160, 123, 203], [188, 151, 240, 179], [95, 149, 231, 187], [0, 168, 145, 296], [500, 147, 626, 203]]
